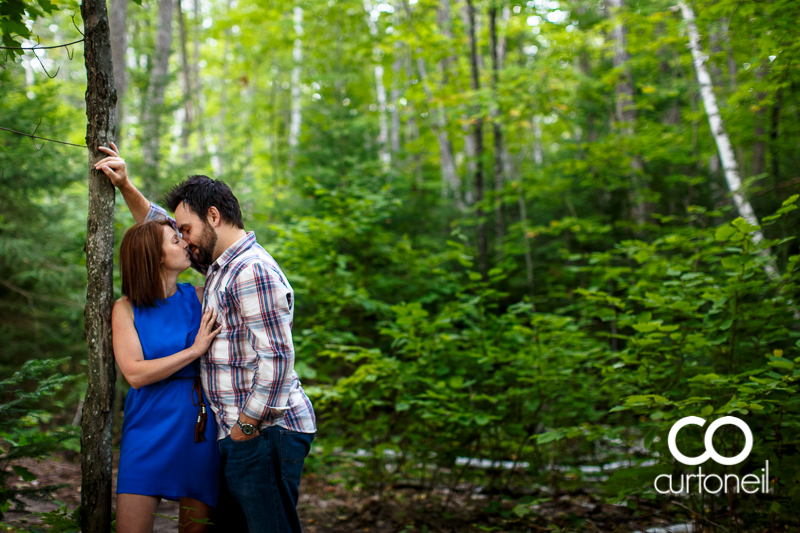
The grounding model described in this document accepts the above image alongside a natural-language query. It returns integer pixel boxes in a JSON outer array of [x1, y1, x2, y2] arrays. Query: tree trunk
[[489, 5, 508, 260], [109, 0, 127, 145], [721, 16, 745, 171], [375, 65, 390, 168], [390, 55, 401, 155], [417, 57, 460, 207], [363, 0, 391, 169], [679, 2, 778, 280], [216, 4, 232, 177], [140, 0, 174, 192], [287, 5, 303, 170], [465, 0, 486, 276], [518, 193, 534, 297], [193, 0, 206, 157], [533, 115, 543, 165], [770, 87, 782, 182], [609, 0, 645, 225], [177, 0, 194, 151], [752, 62, 766, 178], [80, 0, 117, 531], [216, 37, 229, 176], [408, 0, 460, 206]]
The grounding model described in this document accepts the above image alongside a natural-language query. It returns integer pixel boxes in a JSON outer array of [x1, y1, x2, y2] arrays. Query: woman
[[112, 219, 222, 533]]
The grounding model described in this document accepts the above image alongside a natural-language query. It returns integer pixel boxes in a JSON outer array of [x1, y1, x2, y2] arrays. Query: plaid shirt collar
[[209, 231, 257, 274]]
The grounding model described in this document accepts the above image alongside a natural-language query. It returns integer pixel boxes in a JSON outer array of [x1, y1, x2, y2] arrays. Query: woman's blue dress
[[117, 283, 220, 507]]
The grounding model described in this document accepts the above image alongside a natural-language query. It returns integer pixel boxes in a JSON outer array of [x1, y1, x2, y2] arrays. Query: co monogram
[[668, 416, 753, 466]]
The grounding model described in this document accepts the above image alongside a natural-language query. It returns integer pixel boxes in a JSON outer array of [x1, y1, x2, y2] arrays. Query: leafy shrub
[[0, 359, 78, 520]]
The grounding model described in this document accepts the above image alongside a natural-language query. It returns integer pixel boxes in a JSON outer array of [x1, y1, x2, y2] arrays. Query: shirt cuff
[[242, 395, 290, 423], [144, 202, 175, 226]]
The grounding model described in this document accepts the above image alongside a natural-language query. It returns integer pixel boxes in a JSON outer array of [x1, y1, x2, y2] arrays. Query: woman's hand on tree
[[93, 142, 129, 188], [191, 308, 223, 357]]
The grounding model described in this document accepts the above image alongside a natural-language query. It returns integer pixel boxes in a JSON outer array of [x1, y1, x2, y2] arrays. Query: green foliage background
[[2, 0, 800, 529]]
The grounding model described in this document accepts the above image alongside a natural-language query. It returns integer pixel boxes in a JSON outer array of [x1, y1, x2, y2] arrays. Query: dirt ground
[[1, 454, 689, 533]]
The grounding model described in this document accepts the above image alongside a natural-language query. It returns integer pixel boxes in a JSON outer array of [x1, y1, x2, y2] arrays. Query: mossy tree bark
[[80, 0, 117, 530]]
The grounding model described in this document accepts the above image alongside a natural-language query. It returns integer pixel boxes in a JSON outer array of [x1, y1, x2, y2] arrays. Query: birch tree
[[193, 0, 207, 157], [678, 2, 779, 280], [177, 0, 194, 151], [287, 5, 303, 170], [140, 0, 174, 192], [404, 0, 461, 206], [390, 54, 401, 156], [80, 0, 117, 530], [363, 0, 391, 169]]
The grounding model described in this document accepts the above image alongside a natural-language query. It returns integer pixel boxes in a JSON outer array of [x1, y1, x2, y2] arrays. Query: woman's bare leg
[[116, 493, 160, 533], [178, 497, 213, 533]]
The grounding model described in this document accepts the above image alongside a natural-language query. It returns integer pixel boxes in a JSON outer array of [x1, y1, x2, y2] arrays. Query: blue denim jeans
[[216, 425, 315, 533]]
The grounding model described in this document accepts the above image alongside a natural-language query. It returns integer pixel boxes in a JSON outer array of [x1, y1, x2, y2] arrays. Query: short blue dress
[[117, 283, 220, 507]]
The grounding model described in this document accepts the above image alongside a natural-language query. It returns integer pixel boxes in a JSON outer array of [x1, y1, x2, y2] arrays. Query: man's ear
[[207, 206, 221, 227]]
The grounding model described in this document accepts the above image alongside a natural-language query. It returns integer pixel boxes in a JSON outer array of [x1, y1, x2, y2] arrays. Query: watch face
[[239, 421, 255, 435]]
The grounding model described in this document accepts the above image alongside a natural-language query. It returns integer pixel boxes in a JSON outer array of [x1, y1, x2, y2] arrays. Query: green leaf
[[12, 465, 36, 482], [512, 504, 531, 518], [768, 358, 794, 370], [633, 322, 660, 333], [715, 225, 736, 242], [474, 415, 491, 426], [449, 376, 464, 389], [536, 430, 563, 444], [732, 217, 759, 234], [701, 405, 714, 416]]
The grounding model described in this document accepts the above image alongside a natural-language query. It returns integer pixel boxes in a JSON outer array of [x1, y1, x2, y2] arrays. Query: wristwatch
[[236, 418, 257, 436]]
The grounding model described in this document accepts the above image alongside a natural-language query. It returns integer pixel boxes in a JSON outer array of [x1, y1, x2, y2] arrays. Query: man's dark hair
[[165, 175, 244, 229]]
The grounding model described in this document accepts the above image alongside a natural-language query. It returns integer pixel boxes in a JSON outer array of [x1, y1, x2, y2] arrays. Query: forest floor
[[1, 454, 693, 533]]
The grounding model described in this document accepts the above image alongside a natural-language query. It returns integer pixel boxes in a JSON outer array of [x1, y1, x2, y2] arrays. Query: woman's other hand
[[93, 142, 129, 188], [191, 308, 223, 357]]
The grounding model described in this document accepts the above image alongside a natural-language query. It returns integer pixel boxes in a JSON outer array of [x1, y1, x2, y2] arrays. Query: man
[[95, 143, 316, 533]]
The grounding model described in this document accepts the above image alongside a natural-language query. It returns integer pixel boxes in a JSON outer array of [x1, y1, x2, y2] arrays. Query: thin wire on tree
[[0, 125, 86, 148], [0, 38, 85, 50]]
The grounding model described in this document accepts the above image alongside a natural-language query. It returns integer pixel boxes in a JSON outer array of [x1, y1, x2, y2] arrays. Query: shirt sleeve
[[144, 202, 209, 276], [230, 262, 295, 422]]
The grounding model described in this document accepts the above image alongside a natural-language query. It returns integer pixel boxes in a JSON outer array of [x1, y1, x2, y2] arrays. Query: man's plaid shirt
[[146, 203, 316, 439]]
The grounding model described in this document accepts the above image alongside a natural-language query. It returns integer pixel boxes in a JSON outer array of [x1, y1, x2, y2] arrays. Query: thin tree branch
[[30, 118, 44, 150], [0, 38, 85, 50], [32, 52, 60, 78], [670, 500, 730, 533], [72, 13, 85, 37], [0, 126, 86, 148], [0, 278, 79, 307]]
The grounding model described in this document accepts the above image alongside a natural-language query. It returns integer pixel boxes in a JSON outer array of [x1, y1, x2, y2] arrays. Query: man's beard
[[192, 221, 217, 266]]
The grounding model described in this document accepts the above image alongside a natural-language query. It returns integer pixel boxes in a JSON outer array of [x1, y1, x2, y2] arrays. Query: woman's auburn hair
[[120, 219, 172, 308]]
